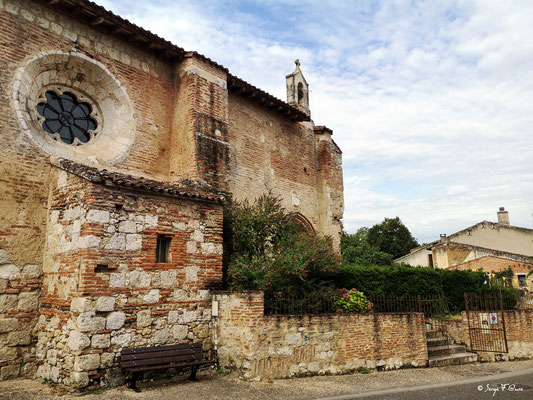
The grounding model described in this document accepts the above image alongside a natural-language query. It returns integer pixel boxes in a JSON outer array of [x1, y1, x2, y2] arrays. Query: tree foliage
[[224, 193, 340, 295], [366, 217, 419, 259]]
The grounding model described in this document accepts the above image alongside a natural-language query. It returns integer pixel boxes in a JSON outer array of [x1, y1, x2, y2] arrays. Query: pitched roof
[[55, 158, 225, 203], [34, 0, 309, 121]]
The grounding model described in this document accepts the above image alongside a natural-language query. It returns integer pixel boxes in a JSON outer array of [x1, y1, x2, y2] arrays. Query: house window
[[156, 235, 171, 263], [517, 274, 527, 287], [428, 254, 434, 268]]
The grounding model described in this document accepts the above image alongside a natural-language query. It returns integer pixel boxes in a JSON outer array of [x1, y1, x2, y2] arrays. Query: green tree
[[224, 193, 340, 295], [366, 217, 419, 259]]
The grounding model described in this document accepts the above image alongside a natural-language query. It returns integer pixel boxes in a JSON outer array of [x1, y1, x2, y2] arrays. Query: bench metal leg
[[129, 372, 142, 392], [189, 366, 198, 381]]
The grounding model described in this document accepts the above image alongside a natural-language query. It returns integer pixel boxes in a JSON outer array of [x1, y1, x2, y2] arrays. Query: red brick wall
[[214, 292, 427, 379], [444, 311, 533, 361]]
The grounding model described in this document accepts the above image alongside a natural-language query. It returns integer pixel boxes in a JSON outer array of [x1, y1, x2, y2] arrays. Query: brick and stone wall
[[445, 311, 533, 361], [213, 292, 428, 379], [227, 96, 344, 250], [0, 0, 345, 384], [33, 167, 223, 388]]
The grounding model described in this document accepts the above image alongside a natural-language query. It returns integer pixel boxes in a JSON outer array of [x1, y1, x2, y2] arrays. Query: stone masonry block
[[143, 289, 160, 303], [160, 270, 177, 288], [126, 234, 142, 251], [74, 354, 100, 372], [168, 311, 179, 324], [87, 210, 110, 224], [68, 331, 91, 352], [186, 241, 197, 254], [0, 295, 18, 312], [109, 273, 127, 288], [77, 312, 106, 332], [106, 312, 126, 330], [0, 264, 19, 279], [111, 333, 131, 348], [70, 371, 89, 388], [0, 318, 18, 333], [118, 220, 136, 233], [1, 364, 20, 380], [172, 325, 188, 340], [179, 310, 197, 324], [0, 250, 11, 264], [105, 233, 126, 250], [130, 271, 150, 287], [91, 334, 111, 349], [70, 298, 95, 313], [144, 215, 158, 228], [136, 310, 151, 328], [7, 330, 31, 346], [17, 291, 40, 310], [0, 279, 6, 294], [21, 264, 39, 278], [96, 296, 115, 312]]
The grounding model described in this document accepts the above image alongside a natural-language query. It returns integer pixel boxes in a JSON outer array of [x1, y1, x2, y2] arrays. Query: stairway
[[427, 330, 478, 367]]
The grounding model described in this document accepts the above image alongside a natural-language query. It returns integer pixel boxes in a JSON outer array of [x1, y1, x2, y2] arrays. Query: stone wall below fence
[[444, 311, 533, 362], [213, 292, 428, 379]]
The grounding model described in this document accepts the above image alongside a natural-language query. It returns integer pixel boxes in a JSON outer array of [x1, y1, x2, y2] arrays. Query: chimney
[[497, 207, 509, 226], [440, 233, 447, 243]]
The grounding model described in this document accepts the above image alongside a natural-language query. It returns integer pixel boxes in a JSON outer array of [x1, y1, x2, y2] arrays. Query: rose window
[[36, 91, 97, 145]]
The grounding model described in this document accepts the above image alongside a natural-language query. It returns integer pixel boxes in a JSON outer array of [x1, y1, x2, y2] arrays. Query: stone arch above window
[[12, 51, 135, 165], [289, 212, 315, 234]]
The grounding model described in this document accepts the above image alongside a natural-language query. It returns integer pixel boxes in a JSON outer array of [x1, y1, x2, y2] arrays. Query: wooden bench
[[120, 342, 214, 392]]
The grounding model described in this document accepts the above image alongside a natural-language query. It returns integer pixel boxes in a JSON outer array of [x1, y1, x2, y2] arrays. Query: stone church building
[[0, 0, 343, 387]]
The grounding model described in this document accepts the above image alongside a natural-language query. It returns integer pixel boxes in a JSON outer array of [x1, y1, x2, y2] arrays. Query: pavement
[[1, 359, 532, 400]]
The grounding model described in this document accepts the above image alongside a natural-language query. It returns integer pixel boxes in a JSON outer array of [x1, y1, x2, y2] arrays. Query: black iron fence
[[263, 290, 532, 316], [263, 292, 448, 316], [264, 291, 336, 315]]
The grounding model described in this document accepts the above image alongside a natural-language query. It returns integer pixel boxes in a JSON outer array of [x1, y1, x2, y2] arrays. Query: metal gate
[[464, 293, 508, 353]]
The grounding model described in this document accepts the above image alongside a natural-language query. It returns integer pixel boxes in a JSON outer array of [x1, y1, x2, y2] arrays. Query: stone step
[[428, 344, 467, 357], [426, 330, 446, 339], [427, 337, 448, 347], [428, 352, 478, 367]]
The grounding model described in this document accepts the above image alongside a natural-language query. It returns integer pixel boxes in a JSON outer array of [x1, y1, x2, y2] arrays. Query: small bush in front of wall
[[225, 193, 340, 295], [334, 288, 373, 313]]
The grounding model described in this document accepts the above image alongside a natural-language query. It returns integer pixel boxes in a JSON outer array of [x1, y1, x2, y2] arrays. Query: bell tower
[[286, 59, 310, 115]]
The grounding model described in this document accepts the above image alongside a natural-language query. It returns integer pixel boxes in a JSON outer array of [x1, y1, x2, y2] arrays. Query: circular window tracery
[[12, 51, 135, 165], [36, 91, 97, 145]]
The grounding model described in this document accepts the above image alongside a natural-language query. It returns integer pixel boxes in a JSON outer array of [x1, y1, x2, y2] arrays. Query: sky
[[94, 0, 533, 244]]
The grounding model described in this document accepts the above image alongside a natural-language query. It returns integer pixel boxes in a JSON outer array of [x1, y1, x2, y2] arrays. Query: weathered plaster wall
[[214, 292, 427, 379], [35, 168, 223, 388], [450, 223, 533, 257]]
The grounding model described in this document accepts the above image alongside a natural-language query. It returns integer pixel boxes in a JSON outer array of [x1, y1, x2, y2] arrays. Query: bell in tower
[[286, 59, 310, 115]]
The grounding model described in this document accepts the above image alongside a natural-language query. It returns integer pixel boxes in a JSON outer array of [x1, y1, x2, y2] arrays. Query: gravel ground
[[1, 360, 533, 400]]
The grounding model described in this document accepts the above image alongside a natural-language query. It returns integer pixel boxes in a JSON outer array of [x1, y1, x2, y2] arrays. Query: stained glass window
[[36, 91, 97, 145]]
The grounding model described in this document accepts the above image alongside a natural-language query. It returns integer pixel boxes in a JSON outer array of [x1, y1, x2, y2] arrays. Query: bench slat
[[128, 360, 214, 373], [121, 348, 204, 363], [121, 353, 206, 368], [121, 343, 201, 356]]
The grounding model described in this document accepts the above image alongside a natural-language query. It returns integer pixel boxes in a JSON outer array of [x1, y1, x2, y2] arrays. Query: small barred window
[[36, 91, 97, 145]]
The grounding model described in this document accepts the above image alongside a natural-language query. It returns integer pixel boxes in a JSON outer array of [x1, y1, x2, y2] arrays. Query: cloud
[[94, 0, 533, 243]]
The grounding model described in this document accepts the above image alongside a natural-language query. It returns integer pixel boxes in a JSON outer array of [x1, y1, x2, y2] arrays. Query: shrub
[[334, 288, 373, 313], [336, 263, 520, 313], [225, 193, 340, 295]]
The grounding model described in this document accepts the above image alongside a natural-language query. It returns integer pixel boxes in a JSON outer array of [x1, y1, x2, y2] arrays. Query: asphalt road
[[314, 368, 533, 400]]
